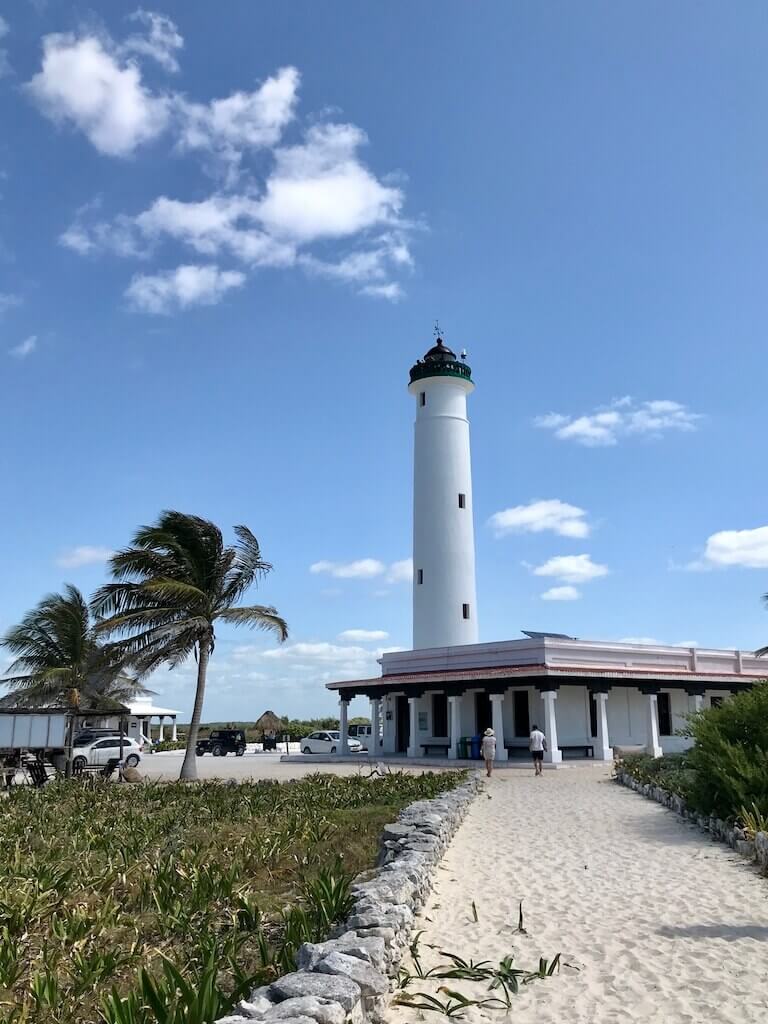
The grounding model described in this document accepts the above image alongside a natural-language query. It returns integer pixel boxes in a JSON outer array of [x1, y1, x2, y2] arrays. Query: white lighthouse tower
[[408, 333, 478, 649]]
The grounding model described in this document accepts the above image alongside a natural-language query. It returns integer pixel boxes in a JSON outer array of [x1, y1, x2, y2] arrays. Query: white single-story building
[[327, 634, 766, 762], [87, 698, 181, 743]]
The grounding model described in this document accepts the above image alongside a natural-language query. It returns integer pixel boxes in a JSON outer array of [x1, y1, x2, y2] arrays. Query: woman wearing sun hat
[[481, 727, 496, 777]]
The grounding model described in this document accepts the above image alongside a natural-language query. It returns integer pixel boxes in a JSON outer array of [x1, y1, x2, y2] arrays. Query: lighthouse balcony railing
[[409, 360, 472, 384]]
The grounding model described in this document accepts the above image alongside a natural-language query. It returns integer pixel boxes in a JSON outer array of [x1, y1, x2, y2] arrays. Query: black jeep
[[195, 729, 247, 757]]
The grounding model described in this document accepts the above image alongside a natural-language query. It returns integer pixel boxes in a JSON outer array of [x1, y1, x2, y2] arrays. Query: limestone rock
[[263, 997, 346, 1024], [314, 951, 389, 998], [297, 934, 388, 974], [237, 995, 274, 1018], [268, 972, 361, 1012], [381, 823, 414, 842]]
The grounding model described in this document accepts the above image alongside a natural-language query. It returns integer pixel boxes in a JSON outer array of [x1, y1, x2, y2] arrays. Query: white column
[[370, 698, 380, 756], [339, 699, 350, 756], [539, 690, 562, 764], [646, 693, 663, 757], [448, 695, 462, 759], [158, 717, 165, 742], [688, 691, 704, 715], [594, 692, 612, 761], [171, 718, 178, 741], [382, 698, 396, 753], [490, 693, 508, 761], [407, 697, 419, 758]]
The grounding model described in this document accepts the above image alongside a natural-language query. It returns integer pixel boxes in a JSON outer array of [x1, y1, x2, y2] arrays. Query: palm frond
[[217, 605, 288, 641]]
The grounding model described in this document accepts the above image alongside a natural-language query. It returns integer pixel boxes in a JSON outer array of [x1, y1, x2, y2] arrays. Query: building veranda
[[327, 635, 765, 763]]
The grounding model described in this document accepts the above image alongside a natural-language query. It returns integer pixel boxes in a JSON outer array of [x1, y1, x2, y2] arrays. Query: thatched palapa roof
[[255, 710, 284, 733]]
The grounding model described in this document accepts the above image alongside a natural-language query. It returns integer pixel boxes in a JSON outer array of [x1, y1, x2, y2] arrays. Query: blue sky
[[1, 1, 766, 721]]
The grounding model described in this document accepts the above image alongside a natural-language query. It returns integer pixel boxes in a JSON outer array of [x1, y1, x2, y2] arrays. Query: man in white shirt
[[529, 724, 547, 776]]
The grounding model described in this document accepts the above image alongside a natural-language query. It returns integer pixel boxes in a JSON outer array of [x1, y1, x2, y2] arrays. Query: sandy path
[[386, 767, 768, 1024]]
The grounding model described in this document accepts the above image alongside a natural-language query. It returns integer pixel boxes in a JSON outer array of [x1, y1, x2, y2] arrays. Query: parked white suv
[[72, 736, 142, 770], [300, 731, 363, 754]]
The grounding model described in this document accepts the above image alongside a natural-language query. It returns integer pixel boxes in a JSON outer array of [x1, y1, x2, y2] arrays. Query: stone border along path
[[616, 770, 768, 872], [216, 773, 483, 1024]]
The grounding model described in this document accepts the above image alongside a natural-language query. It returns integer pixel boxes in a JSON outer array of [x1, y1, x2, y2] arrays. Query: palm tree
[[91, 511, 288, 781], [1, 584, 148, 711]]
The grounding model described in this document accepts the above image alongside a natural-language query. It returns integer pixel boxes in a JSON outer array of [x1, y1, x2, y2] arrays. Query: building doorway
[[513, 690, 530, 737], [396, 696, 410, 753], [475, 692, 492, 734], [432, 694, 448, 737]]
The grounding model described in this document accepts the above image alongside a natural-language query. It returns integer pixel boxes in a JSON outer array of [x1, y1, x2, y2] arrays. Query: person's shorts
[[531, 750, 544, 761]]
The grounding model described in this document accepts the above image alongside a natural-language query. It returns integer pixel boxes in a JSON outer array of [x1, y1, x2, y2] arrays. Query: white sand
[[385, 767, 768, 1024]]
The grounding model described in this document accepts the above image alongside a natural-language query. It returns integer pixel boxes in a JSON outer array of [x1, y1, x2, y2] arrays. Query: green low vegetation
[[619, 682, 768, 828], [0, 770, 465, 1024]]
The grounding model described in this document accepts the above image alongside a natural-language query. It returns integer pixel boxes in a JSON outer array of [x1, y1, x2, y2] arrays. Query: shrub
[[617, 752, 695, 803], [684, 683, 768, 820]]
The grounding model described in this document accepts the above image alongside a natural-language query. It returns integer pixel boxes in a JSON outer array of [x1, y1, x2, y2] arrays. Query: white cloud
[[0, 16, 12, 78], [489, 499, 590, 539], [532, 553, 609, 584], [123, 10, 183, 73], [258, 123, 403, 242], [701, 525, 768, 569], [40, 23, 414, 302], [125, 264, 245, 314], [386, 558, 413, 584], [300, 233, 410, 300], [337, 629, 389, 642], [134, 194, 295, 266], [60, 200, 144, 257], [26, 32, 169, 156], [541, 585, 580, 601], [535, 397, 701, 447], [360, 282, 403, 301], [0, 292, 22, 313], [176, 66, 299, 156], [236, 640, 399, 683], [310, 559, 386, 580], [9, 335, 37, 359], [617, 636, 659, 645], [56, 545, 114, 568]]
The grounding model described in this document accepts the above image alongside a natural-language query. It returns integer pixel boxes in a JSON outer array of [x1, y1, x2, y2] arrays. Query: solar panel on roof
[[521, 630, 577, 640]]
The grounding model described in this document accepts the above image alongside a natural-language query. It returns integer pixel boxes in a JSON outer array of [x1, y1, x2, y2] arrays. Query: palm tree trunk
[[179, 637, 210, 782]]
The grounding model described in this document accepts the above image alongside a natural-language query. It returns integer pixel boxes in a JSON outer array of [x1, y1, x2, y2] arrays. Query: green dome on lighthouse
[[409, 336, 473, 385]]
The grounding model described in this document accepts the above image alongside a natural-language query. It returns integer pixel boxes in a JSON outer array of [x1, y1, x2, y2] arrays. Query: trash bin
[[470, 735, 482, 760], [457, 737, 469, 760]]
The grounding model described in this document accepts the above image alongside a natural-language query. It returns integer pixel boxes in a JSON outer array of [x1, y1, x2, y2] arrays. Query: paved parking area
[[140, 751, 437, 781]]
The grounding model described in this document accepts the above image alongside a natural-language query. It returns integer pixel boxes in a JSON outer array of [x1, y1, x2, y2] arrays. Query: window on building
[[657, 693, 672, 736], [513, 690, 530, 738], [710, 695, 723, 709], [458, 493, 466, 508], [589, 694, 598, 738], [417, 568, 424, 585], [462, 603, 470, 619], [420, 391, 426, 407]]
